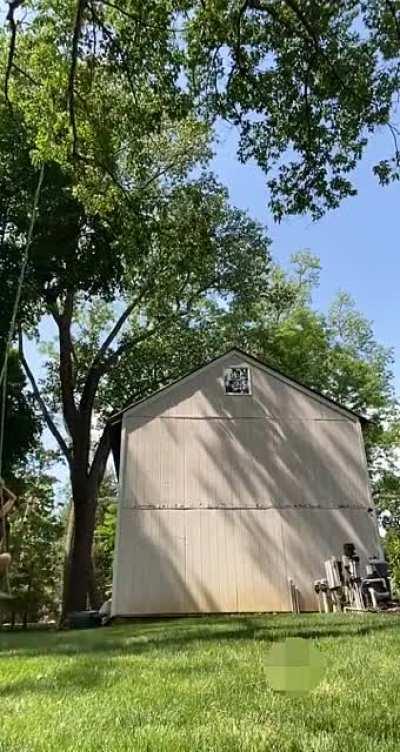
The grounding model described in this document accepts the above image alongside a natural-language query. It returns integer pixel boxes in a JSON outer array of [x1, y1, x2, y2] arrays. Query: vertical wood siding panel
[[114, 507, 379, 615], [236, 509, 252, 611], [185, 510, 199, 608]]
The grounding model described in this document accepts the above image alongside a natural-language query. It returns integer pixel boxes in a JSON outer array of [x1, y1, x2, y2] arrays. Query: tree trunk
[[88, 557, 102, 610], [60, 501, 75, 625], [63, 483, 98, 615]]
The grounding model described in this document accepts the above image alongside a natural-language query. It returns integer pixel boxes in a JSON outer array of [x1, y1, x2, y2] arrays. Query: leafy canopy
[[3, 2, 400, 219]]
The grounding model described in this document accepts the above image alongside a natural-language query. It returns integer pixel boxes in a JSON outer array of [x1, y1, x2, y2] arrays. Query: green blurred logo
[[264, 637, 326, 695]]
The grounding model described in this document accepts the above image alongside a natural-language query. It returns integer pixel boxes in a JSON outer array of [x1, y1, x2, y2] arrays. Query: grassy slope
[[1, 613, 400, 752]]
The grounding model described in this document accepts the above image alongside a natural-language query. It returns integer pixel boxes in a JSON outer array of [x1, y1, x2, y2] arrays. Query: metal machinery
[[314, 542, 394, 613]]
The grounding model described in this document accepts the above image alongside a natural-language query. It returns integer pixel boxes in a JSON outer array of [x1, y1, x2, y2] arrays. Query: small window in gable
[[224, 366, 251, 395]]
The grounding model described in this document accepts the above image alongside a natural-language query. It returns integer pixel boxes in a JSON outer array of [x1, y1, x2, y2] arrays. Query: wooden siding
[[112, 507, 381, 615], [112, 352, 380, 616], [122, 417, 369, 511]]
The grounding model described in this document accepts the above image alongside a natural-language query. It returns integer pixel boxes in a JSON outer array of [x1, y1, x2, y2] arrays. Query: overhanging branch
[[18, 328, 72, 466], [68, 0, 87, 156], [80, 284, 152, 415]]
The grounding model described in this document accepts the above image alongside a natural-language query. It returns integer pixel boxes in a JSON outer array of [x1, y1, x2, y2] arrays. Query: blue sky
[[212, 123, 400, 392]]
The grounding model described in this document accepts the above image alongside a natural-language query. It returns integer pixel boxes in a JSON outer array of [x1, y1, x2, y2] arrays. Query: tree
[[186, 1, 400, 219], [2, 451, 63, 627], [0, 3, 272, 613], [0, 125, 271, 614], [0, 352, 39, 485], [93, 475, 118, 603], [223, 253, 394, 410], [3, 3, 400, 222], [1, 1, 209, 209], [0, 262, 40, 557], [0, 107, 40, 483]]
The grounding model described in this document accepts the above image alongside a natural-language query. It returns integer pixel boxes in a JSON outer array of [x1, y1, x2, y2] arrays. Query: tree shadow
[[1, 614, 397, 660]]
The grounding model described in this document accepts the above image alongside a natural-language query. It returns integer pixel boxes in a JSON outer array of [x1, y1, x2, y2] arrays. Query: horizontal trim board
[[111, 610, 316, 620], [125, 416, 350, 423], [120, 504, 372, 511]]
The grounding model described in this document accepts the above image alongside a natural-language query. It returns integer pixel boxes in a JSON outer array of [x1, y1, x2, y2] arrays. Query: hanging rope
[[0, 163, 45, 597]]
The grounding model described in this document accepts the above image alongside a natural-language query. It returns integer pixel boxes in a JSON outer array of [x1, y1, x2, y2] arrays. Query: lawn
[[1, 613, 400, 752]]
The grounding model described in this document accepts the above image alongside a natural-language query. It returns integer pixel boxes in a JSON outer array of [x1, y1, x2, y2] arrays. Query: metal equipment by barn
[[314, 542, 396, 613]]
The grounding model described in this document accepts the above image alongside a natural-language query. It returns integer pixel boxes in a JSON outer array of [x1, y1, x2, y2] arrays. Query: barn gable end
[[111, 349, 380, 617], [121, 349, 359, 422]]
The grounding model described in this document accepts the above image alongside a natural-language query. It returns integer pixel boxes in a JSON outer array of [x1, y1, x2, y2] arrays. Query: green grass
[[1, 613, 400, 752]]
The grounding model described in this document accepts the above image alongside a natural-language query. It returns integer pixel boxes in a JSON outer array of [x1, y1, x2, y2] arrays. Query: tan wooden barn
[[109, 348, 382, 616]]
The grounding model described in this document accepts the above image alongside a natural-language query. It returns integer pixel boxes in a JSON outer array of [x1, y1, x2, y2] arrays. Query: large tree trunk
[[88, 557, 102, 610], [60, 428, 111, 620], [60, 501, 75, 624], [63, 480, 98, 615]]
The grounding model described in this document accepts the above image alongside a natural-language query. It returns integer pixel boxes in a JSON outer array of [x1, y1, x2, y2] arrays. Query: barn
[[109, 348, 382, 616]]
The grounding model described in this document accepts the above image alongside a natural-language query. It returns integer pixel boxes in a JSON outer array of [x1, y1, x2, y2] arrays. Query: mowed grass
[[1, 613, 400, 752]]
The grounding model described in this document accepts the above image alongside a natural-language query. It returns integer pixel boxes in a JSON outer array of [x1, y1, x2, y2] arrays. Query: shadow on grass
[[0, 615, 399, 699], [0, 614, 398, 660]]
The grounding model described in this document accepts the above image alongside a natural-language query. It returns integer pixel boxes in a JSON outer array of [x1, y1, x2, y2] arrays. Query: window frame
[[223, 365, 252, 396]]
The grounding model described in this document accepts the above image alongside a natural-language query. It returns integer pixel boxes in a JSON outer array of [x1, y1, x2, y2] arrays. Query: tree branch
[[96, 301, 137, 362], [99, 0, 183, 33], [4, 0, 24, 104], [103, 285, 213, 368], [79, 283, 153, 416], [76, 301, 134, 418], [88, 425, 111, 487], [68, 0, 87, 157], [53, 289, 79, 439], [104, 323, 159, 367], [386, 0, 400, 47], [247, 0, 350, 97], [10, 62, 39, 87], [18, 328, 72, 466], [90, 3, 139, 104]]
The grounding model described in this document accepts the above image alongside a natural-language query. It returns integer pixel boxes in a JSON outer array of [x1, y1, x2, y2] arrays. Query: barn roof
[[108, 347, 369, 476]]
